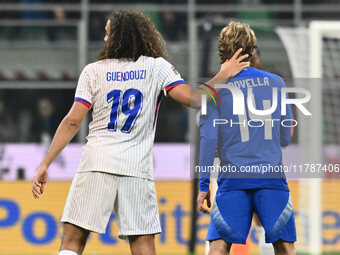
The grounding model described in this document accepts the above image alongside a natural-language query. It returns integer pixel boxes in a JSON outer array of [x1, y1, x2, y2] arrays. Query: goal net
[[277, 21, 340, 255]]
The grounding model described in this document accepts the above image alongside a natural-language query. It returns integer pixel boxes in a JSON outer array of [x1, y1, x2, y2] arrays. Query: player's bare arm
[[168, 48, 250, 107], [32, 102, 89, 199]]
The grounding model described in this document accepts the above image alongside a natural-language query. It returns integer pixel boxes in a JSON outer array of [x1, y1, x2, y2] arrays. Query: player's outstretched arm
[[32, 102, 89, 199], [168, 48, 249, 107], [196, 100, 219, 214]]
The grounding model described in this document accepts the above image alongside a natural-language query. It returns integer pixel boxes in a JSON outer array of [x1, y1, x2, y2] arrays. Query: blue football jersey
[[199, 67, 293, 192]]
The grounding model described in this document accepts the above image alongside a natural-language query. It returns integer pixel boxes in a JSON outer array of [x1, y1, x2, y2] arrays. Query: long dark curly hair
[[98, 10, 168, 61]]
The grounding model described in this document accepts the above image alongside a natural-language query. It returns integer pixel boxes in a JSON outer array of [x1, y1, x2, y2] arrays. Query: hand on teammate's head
[[218, 48, 250, 78]]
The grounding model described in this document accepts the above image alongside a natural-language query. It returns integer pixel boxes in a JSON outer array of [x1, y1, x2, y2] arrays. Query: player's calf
[[60, 223, 90, 255], [58, 250, 79, 255]]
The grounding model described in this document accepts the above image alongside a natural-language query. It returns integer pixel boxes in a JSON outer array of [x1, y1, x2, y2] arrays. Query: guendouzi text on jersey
[[106, 70, 147, 82]]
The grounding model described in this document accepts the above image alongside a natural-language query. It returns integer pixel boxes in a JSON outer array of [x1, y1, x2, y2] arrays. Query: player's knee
[[272, 240, 295, 255], [61, 223, 89, 253], [208, 240, 231, 255], [129, 235, 155, 255], [208, 246, 229, 255]]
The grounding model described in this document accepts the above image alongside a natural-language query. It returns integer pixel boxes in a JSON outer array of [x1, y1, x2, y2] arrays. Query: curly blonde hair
[[218, 21, 257, 64], [98, 10, 168, 61]]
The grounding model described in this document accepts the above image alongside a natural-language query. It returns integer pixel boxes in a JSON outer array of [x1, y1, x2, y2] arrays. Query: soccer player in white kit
[[32, 10, 249, 255]]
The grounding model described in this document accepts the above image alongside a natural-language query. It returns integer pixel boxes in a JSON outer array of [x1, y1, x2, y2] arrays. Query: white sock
[[256, 227, 275, 255], [58, 250, 78, 255]]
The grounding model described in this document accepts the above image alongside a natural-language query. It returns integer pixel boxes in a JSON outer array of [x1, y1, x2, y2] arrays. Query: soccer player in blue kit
[[197, 22, 296, 255]]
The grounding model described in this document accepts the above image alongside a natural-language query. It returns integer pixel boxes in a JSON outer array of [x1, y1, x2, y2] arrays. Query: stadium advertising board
[[1, 182, 340, 254], [0, 182, 208, 254]]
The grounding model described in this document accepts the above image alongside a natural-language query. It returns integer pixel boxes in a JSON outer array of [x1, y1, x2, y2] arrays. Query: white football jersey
[[74, 56, 185, 180]]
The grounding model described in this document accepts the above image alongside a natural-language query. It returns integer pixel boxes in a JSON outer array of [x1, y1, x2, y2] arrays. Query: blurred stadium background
[[0, 0, 340, 255]]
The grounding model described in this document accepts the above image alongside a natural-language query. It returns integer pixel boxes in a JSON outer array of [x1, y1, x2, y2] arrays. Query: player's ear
[[104, 19, 111, 42]]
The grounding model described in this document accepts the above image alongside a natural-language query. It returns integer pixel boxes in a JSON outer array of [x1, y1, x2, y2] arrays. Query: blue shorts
[[206, 189, 296, 244]]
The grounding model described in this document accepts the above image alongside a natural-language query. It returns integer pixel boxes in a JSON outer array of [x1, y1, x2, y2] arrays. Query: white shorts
[[61, 171, 161, 239]]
